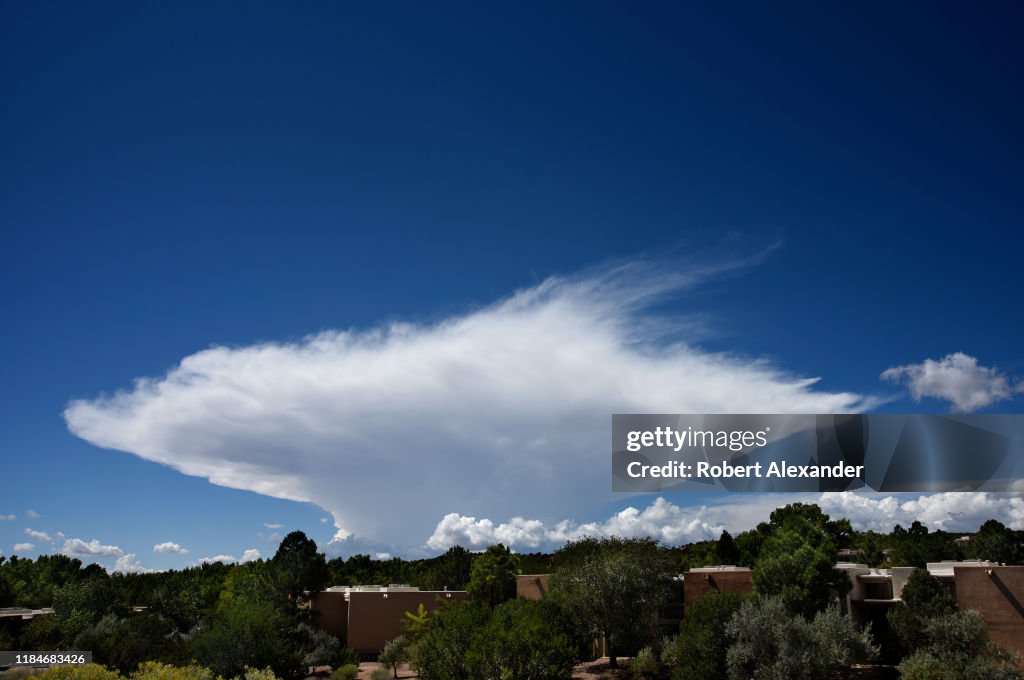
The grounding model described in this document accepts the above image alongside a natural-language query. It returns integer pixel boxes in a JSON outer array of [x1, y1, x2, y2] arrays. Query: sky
[[2, 2, 1023, 571]]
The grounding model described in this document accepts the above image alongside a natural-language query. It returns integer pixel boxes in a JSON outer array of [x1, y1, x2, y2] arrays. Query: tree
[[725, 597, 876, 680], [190, 597, 295, 679], [889, 521, 961, 567], [752, 522, 850, 618], [271, 531, 328, 613], [887, 568, 956, 655], [410, 601, 490, 680], [420, 547, 473, 591], [670, 592, 743, 680], [965, 520, 1023, 565], [716, 531, 740, 565], [467, 544, 519, 609], [466, 598, 579, 680], [379, 635, 411, 679], [550, 537, 676, 668]]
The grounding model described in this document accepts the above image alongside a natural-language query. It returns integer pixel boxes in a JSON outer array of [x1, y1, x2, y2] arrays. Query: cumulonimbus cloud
[[64, 257, 874, 552], [881, 352, 1021, 412]]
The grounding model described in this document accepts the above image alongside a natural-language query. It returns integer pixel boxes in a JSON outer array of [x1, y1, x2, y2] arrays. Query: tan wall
[[682, 570, 753, 614], [310, 591, 349, 640], [516, 574, 551, 600], [346, 591, 468, 653], [953, 566, 1024, 668]]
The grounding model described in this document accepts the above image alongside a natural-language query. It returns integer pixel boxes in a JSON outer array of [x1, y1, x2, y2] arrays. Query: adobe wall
[[953, 566, 1024, 668], [516, 574, 552, 600], [346, 590, 467, 653], [310, 591, 349, 640], [682, 570, 754, 613]]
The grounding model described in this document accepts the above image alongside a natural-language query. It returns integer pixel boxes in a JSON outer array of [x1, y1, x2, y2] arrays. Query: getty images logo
[[625, 426, 771, 453]]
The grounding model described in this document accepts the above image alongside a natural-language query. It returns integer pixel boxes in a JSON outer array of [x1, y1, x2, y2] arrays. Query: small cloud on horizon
[[13, 543, 35, 553]]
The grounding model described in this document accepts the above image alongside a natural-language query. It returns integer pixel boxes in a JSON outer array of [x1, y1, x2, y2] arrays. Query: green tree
[[670, 592, 743, 680], [965, 519, 1023, 565], [466, 598, 580, 680], [752, 523, 850, 618], [420, 547, 473, 591], [271, 531, 328, 613], [467, 544, 520, 608], [190, 597, 295, 679], [378, 635, 411, 679], [716, 530, 740, 565], [725, 596, 876, 680], [410, 601, 490, 680], [887, 568, 956, 655], [550, 537, 676, 668]]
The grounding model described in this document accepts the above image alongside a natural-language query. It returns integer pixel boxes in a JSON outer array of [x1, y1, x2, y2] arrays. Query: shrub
[[465, 598, 580, 680], [243, 668, 280, 680], [130, 661, 218, 680], [330, 664, 359, 680], [630, 647, 658, 679], [896, 609, 1019, 680], [671, 592, 743, 680], [370, 669, 391, 680], [725, 596, 875, 680], [34, 665, 123, 680]]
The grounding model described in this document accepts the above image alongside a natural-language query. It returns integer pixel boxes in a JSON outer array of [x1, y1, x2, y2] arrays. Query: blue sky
[[2, 2, 1023, 570]]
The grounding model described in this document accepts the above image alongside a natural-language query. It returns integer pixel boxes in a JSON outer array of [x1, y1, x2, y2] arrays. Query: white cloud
[[13, 543, 35, 553], [153, 541, 189, 555], [881, 352, 1021, 412], [56, 531, 65, 538], [25, 529, 53, 542], [320, 517, 329, 523], [0, 514, 15, 521], [241, 548, 261, 562], [61, 538, 124, 558], [374, 552, 393, 560], [26, 510, 41, 519], [263, 523, 283, 529], [427, 492, 1024, 551], [818, 491, 1024, 533], [198, 554, 237, 564], [113, 554, 152, 574], [63, 258, 873, 548], [427, 496, 731, 550]]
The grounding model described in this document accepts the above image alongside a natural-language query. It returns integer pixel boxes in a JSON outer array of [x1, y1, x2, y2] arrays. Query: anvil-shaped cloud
[[64, 257, 871, 551]]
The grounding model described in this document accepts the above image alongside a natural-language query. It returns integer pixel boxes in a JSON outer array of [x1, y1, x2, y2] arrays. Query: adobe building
[[311, 584, 467, 654], [836, 561, 1024, 668], [681, 566, 754, 612]]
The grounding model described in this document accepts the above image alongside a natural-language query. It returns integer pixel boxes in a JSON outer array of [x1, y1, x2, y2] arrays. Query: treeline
[[2, 504, 1023, 680]]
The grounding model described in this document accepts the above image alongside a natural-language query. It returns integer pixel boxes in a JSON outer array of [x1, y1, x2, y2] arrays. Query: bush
[[130, 661, 218, 680], [725, 596, 876, 680], [331, 664, 359, 680], [410, 602, 490, 680], [895, 609, 1019, 680], [370, 669, 391, 680], [630, 647, 658, 679], [34, 665, 122, 680], [671, 592, 742, 680], [243, 668, 281, 680], [465, 598, 580, 680]]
